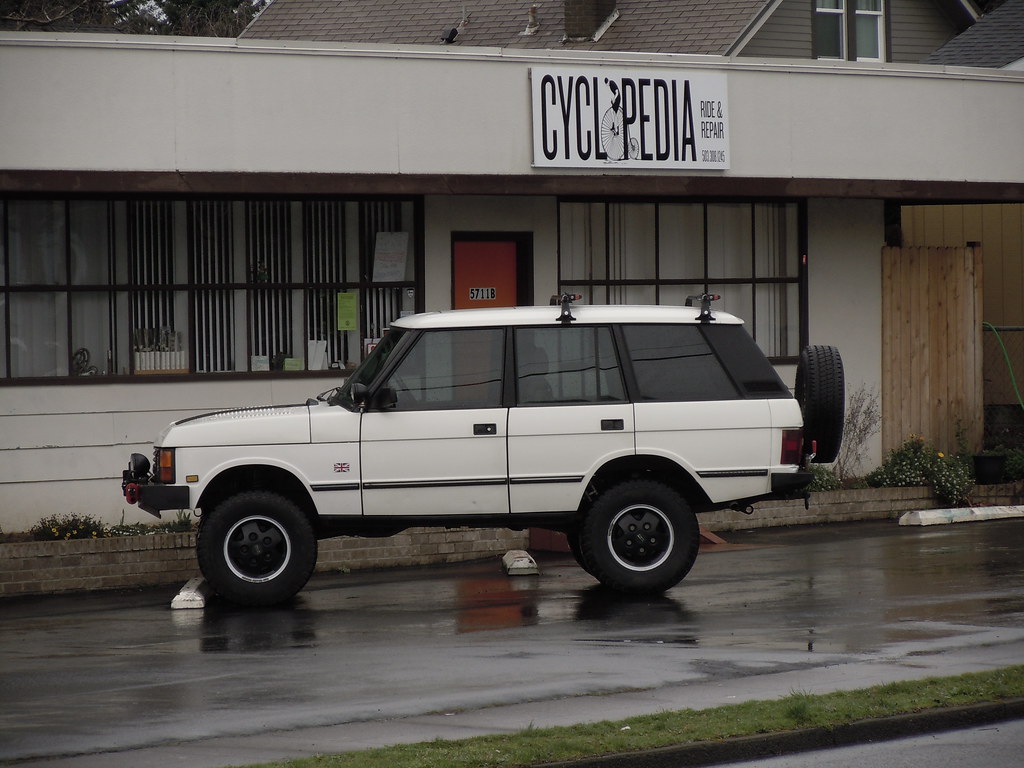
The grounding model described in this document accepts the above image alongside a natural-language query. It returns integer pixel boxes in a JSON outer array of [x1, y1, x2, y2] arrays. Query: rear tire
[[579, 480, 699, 594], [197, 491, 317, 607], [796, 345, 845, 463]]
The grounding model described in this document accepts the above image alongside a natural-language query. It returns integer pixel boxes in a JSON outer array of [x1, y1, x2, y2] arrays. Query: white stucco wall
[[424, 195, 558, 310], [808, 198, 885, 470], [1, 34, 1022, 184], [0, 377, 340, 532]]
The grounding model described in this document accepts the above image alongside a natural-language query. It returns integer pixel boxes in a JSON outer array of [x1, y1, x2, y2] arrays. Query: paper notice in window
[[372, 232, 409, 282], [337, 292, 358, 331]]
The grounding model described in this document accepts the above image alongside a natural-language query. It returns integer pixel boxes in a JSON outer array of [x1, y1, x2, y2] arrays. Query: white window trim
[[854, 1, 885, 63], [815, 0, 887, 63]]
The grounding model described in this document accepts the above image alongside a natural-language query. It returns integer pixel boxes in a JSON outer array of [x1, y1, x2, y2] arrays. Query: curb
[[540, 698, 1024, 768], [899, 505, 1024, 526]]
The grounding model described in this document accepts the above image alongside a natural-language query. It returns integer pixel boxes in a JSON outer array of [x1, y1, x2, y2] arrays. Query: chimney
[[564, 0, 618, 41], [522, 4, 540, 36]]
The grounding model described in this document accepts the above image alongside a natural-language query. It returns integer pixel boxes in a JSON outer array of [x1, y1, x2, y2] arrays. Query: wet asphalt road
[[2, 518, 1023, 767]]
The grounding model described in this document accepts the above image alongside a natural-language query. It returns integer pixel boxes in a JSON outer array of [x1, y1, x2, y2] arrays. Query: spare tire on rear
[[795, 345, 845, 463]]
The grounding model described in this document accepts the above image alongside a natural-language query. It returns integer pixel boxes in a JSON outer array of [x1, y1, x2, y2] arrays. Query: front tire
[[579, 480, 699, 594], [197, 491, 317, 606]]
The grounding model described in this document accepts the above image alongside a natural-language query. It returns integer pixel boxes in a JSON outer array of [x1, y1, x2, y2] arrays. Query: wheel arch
[[583, 455, 711, 513], [197, 464, 318, 527]]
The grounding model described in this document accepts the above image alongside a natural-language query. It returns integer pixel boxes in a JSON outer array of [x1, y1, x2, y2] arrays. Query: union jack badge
[[333, 462, 350, 473]]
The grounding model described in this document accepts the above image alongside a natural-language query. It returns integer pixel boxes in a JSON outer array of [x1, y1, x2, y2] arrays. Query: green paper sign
[[337, 292, 357, 331]]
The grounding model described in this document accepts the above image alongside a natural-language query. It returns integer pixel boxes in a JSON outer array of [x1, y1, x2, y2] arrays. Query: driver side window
[[384, 328, 504, 410]]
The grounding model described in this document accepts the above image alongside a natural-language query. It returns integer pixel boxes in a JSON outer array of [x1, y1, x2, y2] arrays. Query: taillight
[[781, 429, 803, 465], [156, 448, 175, 484]]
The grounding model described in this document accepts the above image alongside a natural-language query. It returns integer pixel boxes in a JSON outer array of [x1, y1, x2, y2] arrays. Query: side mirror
[[351, 383, 369, 407], [374, 386, 398, 410], [351, 383, 397, 410]]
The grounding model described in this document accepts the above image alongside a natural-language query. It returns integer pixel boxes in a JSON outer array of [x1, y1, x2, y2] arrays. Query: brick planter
[[0, 532, 199, 598], [0, 527, 529, 599], [701, 481, 1024, 531]]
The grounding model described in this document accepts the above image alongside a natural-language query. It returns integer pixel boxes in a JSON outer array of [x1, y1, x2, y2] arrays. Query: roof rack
[[685, 293, 720, 323], [550, 292, 582, 324]]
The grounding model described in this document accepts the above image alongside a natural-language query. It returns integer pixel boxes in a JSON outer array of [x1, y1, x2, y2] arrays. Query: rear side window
[[701, 324, 791, 398], [623, 325, 739, 401], [515, 326, 625, 404]]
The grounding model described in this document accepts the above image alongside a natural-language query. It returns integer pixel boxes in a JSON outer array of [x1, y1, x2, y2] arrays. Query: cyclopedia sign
[[530, 66, 729, 170]]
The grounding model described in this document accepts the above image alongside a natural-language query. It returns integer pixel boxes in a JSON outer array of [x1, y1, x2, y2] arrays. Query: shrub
[[866, 435, 973, 506], [833, 383, 881, 482], [28, 510, 195, 541], [1005, 448, 1024, 482], [30, 513, 111, 541], [107, 510, 195, 537], [929, 454, 975, 506], [808, 464, 841, 492]]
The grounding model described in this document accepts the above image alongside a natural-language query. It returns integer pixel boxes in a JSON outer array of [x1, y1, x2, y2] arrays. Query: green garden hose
[[984, 322, 1024, 412]]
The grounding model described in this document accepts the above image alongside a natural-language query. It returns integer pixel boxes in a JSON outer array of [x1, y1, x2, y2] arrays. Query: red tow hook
[[124, 483, 140, 505]]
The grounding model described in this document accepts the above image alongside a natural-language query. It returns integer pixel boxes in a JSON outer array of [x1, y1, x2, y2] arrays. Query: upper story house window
[[815, 0, 886, 62]]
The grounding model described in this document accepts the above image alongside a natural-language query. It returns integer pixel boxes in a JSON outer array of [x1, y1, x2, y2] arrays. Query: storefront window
[[70, 200, 113, 285], [559, 200, 804, 360], [0, 197, 420, 380], [10, 293, 68, 377], [9, 200, 66, 286]]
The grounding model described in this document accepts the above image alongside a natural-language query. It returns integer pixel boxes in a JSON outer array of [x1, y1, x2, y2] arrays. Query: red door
[[453, 241, 518, 310]]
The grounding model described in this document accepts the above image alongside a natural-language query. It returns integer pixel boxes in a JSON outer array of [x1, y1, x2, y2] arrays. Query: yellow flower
[[937, 452, 944, 458]]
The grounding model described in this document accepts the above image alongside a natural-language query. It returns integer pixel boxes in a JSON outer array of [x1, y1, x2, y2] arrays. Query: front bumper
[[122, 460, 190, 518], [134, 485, 190, 517]]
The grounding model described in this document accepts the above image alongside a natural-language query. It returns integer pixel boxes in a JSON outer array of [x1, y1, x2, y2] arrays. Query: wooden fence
[[881, 245, 984, 454]]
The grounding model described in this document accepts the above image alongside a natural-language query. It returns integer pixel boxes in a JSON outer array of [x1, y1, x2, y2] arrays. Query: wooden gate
[[881, 245, 984, 454]]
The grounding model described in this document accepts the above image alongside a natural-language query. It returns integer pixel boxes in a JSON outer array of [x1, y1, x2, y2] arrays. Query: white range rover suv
[[122, 295, 843, 606]]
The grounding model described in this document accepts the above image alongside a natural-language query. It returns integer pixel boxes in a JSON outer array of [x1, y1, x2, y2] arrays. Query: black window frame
[[556, 198, 808, 364], [0, 195, 424, 385]]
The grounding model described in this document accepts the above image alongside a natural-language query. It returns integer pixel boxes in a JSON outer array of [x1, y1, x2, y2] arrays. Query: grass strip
[[244, 665, 1024, 768]]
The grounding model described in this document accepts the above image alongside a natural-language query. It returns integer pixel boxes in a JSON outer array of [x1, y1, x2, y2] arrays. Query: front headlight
[[154, 447, 176, 484]]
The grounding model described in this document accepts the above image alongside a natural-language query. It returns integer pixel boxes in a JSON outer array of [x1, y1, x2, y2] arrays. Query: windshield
[[332, 329, 408, 409]]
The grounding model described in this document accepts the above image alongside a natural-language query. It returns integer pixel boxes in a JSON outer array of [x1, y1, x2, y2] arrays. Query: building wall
[[741, 0, 813, 59], [0, 377, 336, 532], [0, 196, 885, 533], [2, 33, 1021, 530], [741, 0, 962, 64], [1, 34, 1022, 185], [423, 195, 559, 310], [890, 0, 961, 63], [807, 198, 885, 469]]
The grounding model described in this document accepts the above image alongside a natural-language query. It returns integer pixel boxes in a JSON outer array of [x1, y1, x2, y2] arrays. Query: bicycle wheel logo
[[600, 79, 639, 162]]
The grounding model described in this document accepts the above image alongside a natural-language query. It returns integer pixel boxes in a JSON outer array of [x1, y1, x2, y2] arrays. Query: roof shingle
[[241, 0, 772, 56], [926, 0, 1024, 67]]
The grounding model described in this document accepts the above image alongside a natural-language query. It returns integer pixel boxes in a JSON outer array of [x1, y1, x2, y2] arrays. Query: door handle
[[474, 423, 497, 435], [601, 419, 624, 431]]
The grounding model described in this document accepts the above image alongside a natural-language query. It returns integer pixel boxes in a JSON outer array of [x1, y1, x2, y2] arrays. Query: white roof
[[392, 304, 744, 330]]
